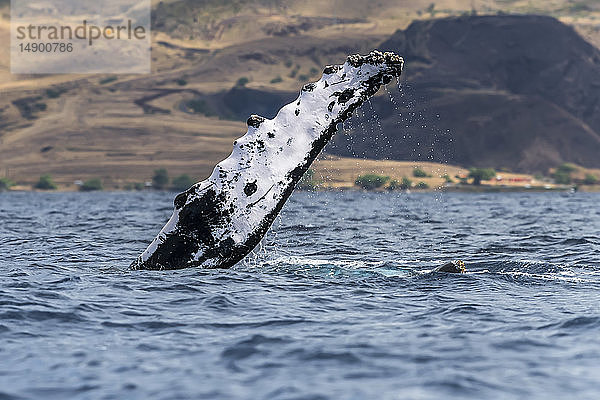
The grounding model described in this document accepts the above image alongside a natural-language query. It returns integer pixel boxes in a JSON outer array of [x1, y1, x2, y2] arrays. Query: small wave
[[492, 338, 555, 350], [466, 260, 600, 284], [515, 235, 559, 242], [202, 294, 237, 310], [279, 224, 322, 232], [442, 304, 482, 315], [560, 238, 593, 245], [452, 233, 469, 238], [538, 316, 600, 332], [101, 320, 185, 331], [45, 276, 81, 285], [0, 391, 26, 400], [202, 319, 308, 329], [0, 310, 86, 323], [25, 385, 99, 398], [136, 282, 206, 293], [478, 244, 534, 254], [221, 334, 291, 362], [285, 348, 361, 364]]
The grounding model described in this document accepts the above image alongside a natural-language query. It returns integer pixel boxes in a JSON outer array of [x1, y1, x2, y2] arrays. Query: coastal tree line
[[0, 163, 598, 192]]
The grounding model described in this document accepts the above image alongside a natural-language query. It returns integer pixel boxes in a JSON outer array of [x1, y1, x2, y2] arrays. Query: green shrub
[[152, 168, 169, 190], [309, 67, 319, 76], [400, 177, 412, 190], [426, 3, 436, 16], [12, 96, 47, 120], [584, 174, 598, 185], [388, 177, 412, 191], [187, 99, 214, 116], [457, 175, 469, 184], [176, 78, 187, 86], [270, 76, 283, 84], [46, 88, 65, 98], [124, 182, 144, 191], [284, 60, 293, 68], [355, 174, 390, 190], [297, 74, 309, 82], [413, 167, 429, 178], [416, 181, 430, 189], [556, 163, 578, 174], [297, 169, 320, 190], [0, 177, 14, 191], [551, 163, 578, 184], [80, 178, 103, 192], [443, 174, 454, 183], [235, 77, 249, 87], [35, 174, 57, 190], [468, 168, 496, 185], [570, 3, 591, 12], [172, 174, 194, 191], [553, 171, 571, 184]]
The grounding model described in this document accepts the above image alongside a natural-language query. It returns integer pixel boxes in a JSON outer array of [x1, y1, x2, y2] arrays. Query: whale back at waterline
[[130, 51, 404, 270]]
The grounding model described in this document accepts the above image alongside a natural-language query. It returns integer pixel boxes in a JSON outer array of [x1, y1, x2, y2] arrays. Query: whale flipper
[[131, 51, 404, 270]]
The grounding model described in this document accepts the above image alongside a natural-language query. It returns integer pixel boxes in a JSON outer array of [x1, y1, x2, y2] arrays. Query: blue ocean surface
[[1, 191, 599, 399]]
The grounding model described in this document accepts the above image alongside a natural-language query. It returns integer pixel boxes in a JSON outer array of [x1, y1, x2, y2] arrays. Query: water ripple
[[0, 191, 599, 399]]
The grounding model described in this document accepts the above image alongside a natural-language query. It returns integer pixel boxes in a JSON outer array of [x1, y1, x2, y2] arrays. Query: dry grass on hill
[[2, 0, 600, 188]]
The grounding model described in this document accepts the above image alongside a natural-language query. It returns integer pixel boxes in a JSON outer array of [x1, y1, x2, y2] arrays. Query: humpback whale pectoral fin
[[132, 50, 405, 270]]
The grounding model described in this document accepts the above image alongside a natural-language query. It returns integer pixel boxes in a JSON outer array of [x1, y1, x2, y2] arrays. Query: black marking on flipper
[[244, 181, 258, 196], [302, 83, 316, 92], [333, 88, 356, 104], [323, 65, 340, 75]]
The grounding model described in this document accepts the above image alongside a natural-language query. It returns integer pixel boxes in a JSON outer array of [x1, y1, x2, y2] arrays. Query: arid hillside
[[328, 15, 600, 172], [2, 0, 600, 185]]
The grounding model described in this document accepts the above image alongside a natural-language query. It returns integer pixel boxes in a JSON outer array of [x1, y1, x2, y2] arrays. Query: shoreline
[[1, 184, 591, 194], [3, 157, 598, 193]]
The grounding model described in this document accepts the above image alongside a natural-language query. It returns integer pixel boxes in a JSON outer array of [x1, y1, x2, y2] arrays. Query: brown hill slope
[[0, 34, 380, 185], [4, 3, 600, 183], [326, 15, 600, 173]]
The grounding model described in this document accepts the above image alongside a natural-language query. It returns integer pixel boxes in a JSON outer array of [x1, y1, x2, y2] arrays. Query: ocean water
[[1, 190, 599, 399]]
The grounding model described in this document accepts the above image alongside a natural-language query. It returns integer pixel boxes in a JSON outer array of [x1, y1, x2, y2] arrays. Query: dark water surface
[[1, 191, 599, 399]]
